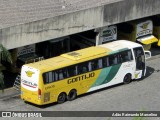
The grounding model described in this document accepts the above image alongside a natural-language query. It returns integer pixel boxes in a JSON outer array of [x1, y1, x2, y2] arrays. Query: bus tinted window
[[48, 72, 54, 83], [77, 62, 89, 74], [119, 50, 133, 62], [55, 68, 68, 81], [109, 54, 118, 65], [43, 71, 55, 84], [107, 50, 133, 66], [43, 68, 69, 84], [43, 73, 48, 84], [90, 59, 102, 71], [68, 65, 77, 77], [127, 50, 133, 61], [102, 57, 109, 67]]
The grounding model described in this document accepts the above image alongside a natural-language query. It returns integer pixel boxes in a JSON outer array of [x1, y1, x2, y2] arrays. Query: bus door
[[133, 47, 145, 79]]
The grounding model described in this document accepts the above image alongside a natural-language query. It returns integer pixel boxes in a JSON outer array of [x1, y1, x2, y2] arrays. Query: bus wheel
[[57, 92, 66, 104], [123, 74, 131, 84], [67, 89, 77, 101]]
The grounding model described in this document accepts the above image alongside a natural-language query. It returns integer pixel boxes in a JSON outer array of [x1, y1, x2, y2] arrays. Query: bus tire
[[123, 73, 132, 84], [57, 92, 66, 104], [67, 89, 77, 101]]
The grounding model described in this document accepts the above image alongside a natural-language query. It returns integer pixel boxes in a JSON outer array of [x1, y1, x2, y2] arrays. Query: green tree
[[0, 44, 12, 92]]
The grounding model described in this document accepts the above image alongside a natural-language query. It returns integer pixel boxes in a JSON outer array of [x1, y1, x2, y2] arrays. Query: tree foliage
[[0, 44, 12, 64], [0, 44, 12, 91]]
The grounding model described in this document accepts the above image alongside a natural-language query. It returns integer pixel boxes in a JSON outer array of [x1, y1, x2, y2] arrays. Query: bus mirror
[[144, 51, 151, 60]]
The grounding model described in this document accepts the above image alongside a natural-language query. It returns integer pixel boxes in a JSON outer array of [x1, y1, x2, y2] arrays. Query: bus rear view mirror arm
[[144, 51, 151, 60]]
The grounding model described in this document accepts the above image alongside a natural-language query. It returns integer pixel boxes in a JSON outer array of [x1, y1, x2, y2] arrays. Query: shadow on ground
[[150, 46, 160, 56]]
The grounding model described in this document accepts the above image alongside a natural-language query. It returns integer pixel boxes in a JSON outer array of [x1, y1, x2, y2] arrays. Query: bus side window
[[109, 55, 118, 65], [54, 70, 63, 81], [43, 71, 55, 84], [48, 72, 54, 83], [119, 50, 133, 63], [98, 59, 103, 68], [88, 62, 92, 71], [62, 68, 69, 79], [43, 73, 49, 84], [102, 57, 109, 67], [90, 60, 99, 71], [56, 68, 68, 80], [59, 70, 64, 80], [62, 68, 68, 78], [55, 71, 58, 81], [120, 51, 129, 62], [68, 65, 77, 77], [127, 50, 133, 61], [78, 62, 89, 74]]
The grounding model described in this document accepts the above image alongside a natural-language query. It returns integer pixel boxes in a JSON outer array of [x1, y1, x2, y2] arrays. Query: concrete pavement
[[0, 87, 20, 100]]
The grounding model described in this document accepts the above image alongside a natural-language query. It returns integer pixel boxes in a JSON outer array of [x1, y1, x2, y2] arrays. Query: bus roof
[[61, 46, 109, 60], [100, 40, 142, 50], [23, 40, 141, 72]]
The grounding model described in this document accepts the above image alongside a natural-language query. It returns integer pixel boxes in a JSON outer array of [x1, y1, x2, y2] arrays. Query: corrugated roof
[[0, 0, 119, 29]]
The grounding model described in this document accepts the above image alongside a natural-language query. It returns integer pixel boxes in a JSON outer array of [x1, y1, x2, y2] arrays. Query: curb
[[0, 92, 20, 101], [0, 87, 20, 99], [0, 87, 16, 94], [0, 87, 15, 92]]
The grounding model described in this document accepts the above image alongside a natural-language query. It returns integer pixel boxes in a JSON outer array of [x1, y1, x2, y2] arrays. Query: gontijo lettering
[[22, 79, 37, 88], [67, 72, 95, 84]]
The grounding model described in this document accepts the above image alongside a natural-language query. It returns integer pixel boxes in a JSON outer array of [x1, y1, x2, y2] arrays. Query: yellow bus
[[117, 19, 158, 50], [151, 15, 160, 46], [21, 40, 151, 105]]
